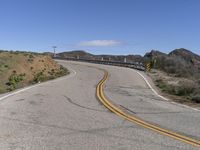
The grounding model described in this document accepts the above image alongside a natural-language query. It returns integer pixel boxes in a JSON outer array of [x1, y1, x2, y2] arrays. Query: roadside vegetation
[[145, 49, 200, 105], [151, 70, 200, 104], [0, 50, 69, 93]]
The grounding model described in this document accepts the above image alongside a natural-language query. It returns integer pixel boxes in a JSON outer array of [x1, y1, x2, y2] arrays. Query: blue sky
[[0, 0, 200, 55]]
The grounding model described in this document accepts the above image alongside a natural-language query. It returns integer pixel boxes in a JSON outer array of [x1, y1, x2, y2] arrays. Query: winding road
[[0, 60, 199, 150]]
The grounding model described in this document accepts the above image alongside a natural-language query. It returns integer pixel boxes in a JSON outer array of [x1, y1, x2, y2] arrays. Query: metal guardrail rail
[[53, 56, 146, 71]]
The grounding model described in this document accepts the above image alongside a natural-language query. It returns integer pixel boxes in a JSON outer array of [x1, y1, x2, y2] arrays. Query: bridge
[[53, 56, 146, 71]]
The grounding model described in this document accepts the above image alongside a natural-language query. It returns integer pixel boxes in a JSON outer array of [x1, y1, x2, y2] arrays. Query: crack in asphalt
[[63, 95, 108, 112]]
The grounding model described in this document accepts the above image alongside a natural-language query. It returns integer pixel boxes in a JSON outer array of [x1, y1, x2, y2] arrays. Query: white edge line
[[0, 62, 76, 101], [136, 71, 169, 101], [135, 71, 200, 112]]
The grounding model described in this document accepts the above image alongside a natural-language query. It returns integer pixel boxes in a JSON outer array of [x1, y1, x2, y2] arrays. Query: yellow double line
[[96, 69, 200, 147]]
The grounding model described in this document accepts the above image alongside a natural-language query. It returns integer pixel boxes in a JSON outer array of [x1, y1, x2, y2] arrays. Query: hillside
[[144, 49, 200, 104], [0, 51, 68, 93], [144, 48, 200, 79], [58, 50, 94, 59], [169, 48, 200, 70]]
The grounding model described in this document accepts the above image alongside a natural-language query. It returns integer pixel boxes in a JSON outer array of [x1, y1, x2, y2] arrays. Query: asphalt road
[[0, 60, 199, 150]]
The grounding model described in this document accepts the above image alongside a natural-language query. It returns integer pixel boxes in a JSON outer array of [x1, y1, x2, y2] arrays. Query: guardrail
[[53, 56, 146, 71]]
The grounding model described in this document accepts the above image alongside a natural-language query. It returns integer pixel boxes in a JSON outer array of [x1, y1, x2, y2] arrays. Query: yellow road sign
[[146, 63, 151, 71]]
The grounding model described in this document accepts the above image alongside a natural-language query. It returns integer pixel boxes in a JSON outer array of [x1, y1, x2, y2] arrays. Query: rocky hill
[[144, 48, 200, 79], [144, 50, 167, 58], [169, 48, 200, 70]]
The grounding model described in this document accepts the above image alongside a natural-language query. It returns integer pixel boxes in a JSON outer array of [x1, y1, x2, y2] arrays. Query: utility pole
[[124, 57, 127, 63], [52, 46, 57, 57]]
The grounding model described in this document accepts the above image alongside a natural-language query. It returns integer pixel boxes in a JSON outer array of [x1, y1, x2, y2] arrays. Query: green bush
[[56, 65, 69, 77], [6, 72, 25, 91], [33, 72, 46, 83]]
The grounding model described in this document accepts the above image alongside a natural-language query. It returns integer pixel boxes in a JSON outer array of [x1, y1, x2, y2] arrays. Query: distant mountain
[[169, 48, 199, 59], [144, 50, 167, 58], [57, 50, 143, 63], [58, 50, 93, 59]]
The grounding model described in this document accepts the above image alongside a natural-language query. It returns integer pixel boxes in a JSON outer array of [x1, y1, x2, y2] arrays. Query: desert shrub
[[51, 69, 55, 73], [153, 56, 196, 78], [23, 53, 29, 56], [29, 54, 35, 59], [155, 79, 196, 96], [51, 66, 69, 78], [177, 81, 196, 95], [27, 58, 33, 62], [6, 72, 25, 91], [27, 54, 35, 62], [155, 79, 172, 92], [190, 94, 200, 103], [33, 72, 46, 83], [155, 79, 165, 88], [173, 85, 194, 96], [48, 71, 52, 75]]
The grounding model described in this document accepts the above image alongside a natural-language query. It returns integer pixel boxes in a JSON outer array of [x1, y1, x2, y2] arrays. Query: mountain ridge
[[56, 48, 199, 79]]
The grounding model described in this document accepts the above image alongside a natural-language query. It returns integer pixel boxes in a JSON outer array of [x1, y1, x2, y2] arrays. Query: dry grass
[[0, 51, 69, 93], [149, 69, 200, 106]]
